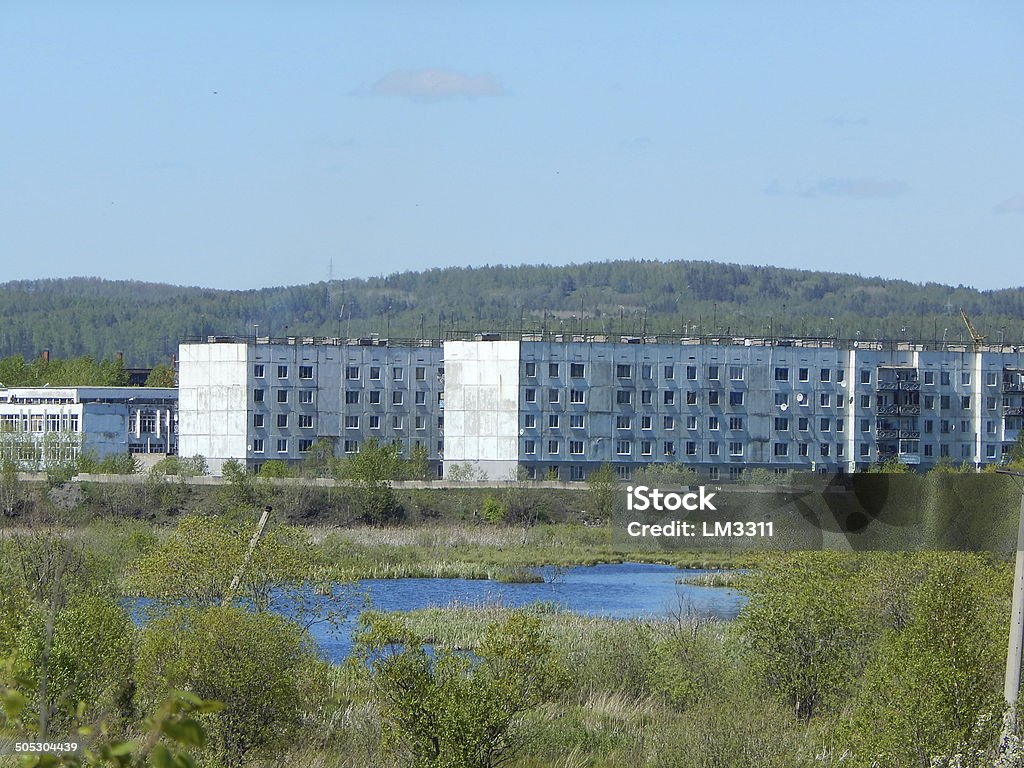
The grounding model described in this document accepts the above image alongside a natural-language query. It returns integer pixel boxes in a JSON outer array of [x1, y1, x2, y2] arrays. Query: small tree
[[144, 363, 176, 388], [337, 438, 405, 525], [357, 610, 565, 768], [586, 463, 618, 521]]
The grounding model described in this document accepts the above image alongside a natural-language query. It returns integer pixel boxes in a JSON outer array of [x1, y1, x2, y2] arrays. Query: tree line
[[2, 260, 1023, 365]]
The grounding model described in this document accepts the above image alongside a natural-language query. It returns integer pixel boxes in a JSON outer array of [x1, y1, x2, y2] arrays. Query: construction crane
[[960, 308, 986, 351]]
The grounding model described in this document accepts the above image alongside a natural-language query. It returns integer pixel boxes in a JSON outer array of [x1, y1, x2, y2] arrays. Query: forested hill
[[2, 263, 1023, 366]]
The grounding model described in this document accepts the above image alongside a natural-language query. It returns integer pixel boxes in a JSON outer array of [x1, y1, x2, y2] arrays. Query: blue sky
[[1, 2, 1021, 290]]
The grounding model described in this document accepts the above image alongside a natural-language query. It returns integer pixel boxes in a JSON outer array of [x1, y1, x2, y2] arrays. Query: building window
[[344, 440, 358, 453], [961, 372, 971, 386], [298, 439, 313, 453], [924, 371, 935, 385], [641, 364, 653, 380], [393, 416, 404, 430], [708, 391, 719, 405], [346, 391, 360, 404], [548, 389, 560, 404], [369, 391, 382, 405], [393, 367, 404, 381], [798, 443, 809, 457], [729, 441, 743, 456], [940, 372, 951, 386], [277, 414, 288, 428], [570, 440, 584, 455], [525, 388, 537, 403], [861, 395, 871, 408], [571, 363, 585, 377], [392, 391, 404, 405], [729, 366, 744, 381], [277, 365, 289, 379], [708, 365, 719, 380], [346, 366, 360, 380], [686, 365, 697, 380], [345, 416, 359, 429], [861, 369, 871, 384], [775, 367, 789, 382], [729, 391, 744, 406], [961, 396, 971, 410], [924, 395, 934, 409], [687, 416, 698, 430], [641, 440, 653, 455], [570, 415, 585, 429], [548, 440, 560, 455], [664, 390, 675, 405], [820, 368, 831, 382], [616, 416, 631, 430], [524, 362, 537, 377], [543, 363, 557, 378], [708, 416, 719, 430], [415, 367, 426, 381], [253, 389, 265, 403], [837, 444, 845, 457], [369, 366, 381, 380], [798, 368, 809, 382], [570, 389, 585, 403], [820, 418, 831, 431], [664, 365, 675, 380], [252, 438, 264, 454], [300, 390, 314, 404], [296, 414, 312, 429], [570, 466, 585, 481], [416, 416, 426, 430], [775, 393, 789, 406], [664, 441, 677, 456], [524, 439, 536, 455], [277, 439, 288, 453], [686, 391, 697, 405], [708, 441, 719, 456], [641, 390, 653, 405], [524, 414, 536, 429], [549, 414, 560, 429], [775, 417, 789, 430], [277, 390, 288, 403], [860, 443, 870, 457], [663, 416, 675, 430], [820, 393, 830, 407], [685, 441, 697, 456], [729, 417, 743, 430], [774, 443, 789, 457], [617, 364, 632, 378], [641, 415, 652, 430], [617, 390, 632, 405], [253, 364, 265, 378], [616, 440, 631, 455], [415, 391, 427, 406], [253, 414, 264, 428], [709, 467, 720, 480], [940, 395, 950, 410]]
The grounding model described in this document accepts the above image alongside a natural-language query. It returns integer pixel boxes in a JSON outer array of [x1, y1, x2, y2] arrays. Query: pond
[[305, 563, 746, 661], [131, 563, 746, 663]]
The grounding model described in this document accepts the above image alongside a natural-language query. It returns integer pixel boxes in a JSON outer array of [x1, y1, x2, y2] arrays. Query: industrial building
[[177, 336, 444, 475], [0, 386, 178, 468], [177, 334, 1024, 480]]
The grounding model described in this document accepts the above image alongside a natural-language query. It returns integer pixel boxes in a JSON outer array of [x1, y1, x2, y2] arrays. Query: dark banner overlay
[[611, 474, 1024, 553]]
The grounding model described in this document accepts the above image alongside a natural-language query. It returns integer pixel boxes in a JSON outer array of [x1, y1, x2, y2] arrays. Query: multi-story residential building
[[178, 336, 444, 474], [444, 336, 1024, 480], [0, 386, 177, 468]]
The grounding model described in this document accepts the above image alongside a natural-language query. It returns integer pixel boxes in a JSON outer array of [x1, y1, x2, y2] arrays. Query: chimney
[[41, 349, 50, 363]]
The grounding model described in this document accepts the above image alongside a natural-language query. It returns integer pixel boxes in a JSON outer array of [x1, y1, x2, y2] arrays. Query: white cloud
[[994, 194, 1024, 215], [370, 68, 504, 102]]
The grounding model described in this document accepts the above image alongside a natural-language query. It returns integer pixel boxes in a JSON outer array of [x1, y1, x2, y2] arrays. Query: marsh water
[[133, 563, 746, 662]]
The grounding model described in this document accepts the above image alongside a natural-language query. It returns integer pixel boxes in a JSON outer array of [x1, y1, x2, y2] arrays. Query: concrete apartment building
[[177, 334, 1024, 480], [0, 386, 178, 468], [178, 336, 444, 474], [443, 336, 1024, 480]]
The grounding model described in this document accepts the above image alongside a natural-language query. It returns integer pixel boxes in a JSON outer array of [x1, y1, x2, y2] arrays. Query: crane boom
[[960, 308, 986, 351]]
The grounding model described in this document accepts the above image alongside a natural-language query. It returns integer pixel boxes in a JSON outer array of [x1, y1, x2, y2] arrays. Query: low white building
[[0, 386, 177, 468]]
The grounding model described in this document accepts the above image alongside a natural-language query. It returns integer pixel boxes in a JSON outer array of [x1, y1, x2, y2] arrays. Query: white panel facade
[[443, 341, 520, 480], [178, 342, 249, 473]]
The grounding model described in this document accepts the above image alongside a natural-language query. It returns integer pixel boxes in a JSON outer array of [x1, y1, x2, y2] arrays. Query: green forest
[[2, 261, 1023, 366]]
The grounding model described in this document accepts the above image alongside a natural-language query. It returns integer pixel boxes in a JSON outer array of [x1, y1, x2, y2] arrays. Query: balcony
[[1004, 406, 1024, 417], [899, 405, 921, 415], [878, 404, 900, 415], [899, 430, 921, 439], [877, 428, 899, 440]]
